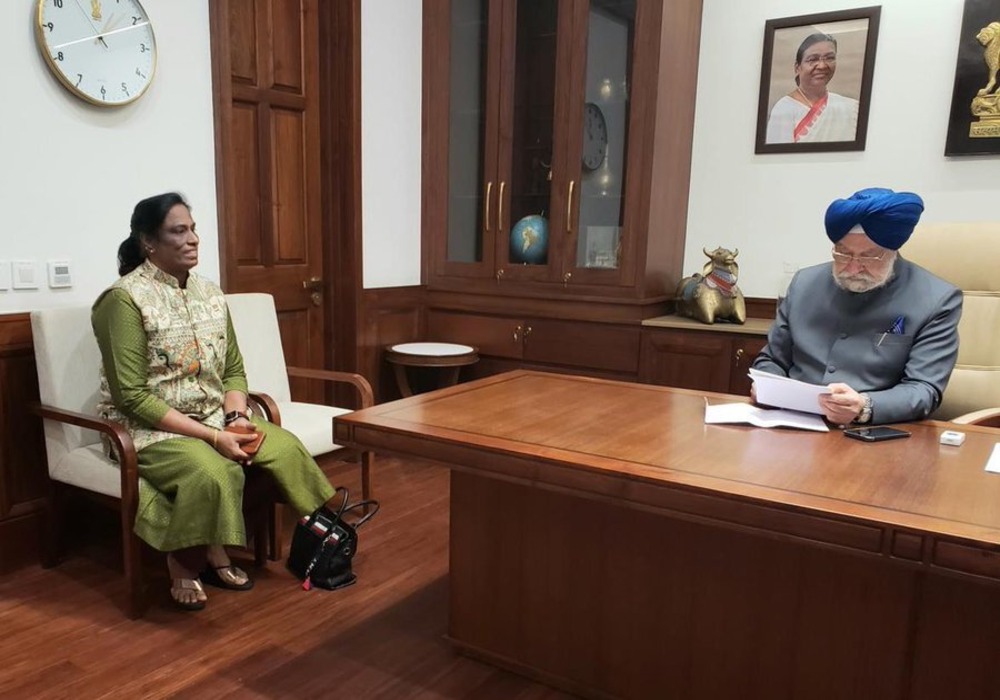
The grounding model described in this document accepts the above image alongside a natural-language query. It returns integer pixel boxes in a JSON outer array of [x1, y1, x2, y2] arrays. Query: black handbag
[[286, 488, 380, 591]]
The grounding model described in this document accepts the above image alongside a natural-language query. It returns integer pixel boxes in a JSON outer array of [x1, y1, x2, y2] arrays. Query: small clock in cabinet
[[35, 0, 157, 107], [581, 102, 609, 171]]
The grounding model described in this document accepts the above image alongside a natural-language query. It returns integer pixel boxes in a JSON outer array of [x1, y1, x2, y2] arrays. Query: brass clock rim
[[35, 0, 158, 108]]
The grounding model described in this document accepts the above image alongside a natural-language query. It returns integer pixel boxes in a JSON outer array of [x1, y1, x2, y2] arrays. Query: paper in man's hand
[[748, 368, 831, 415]]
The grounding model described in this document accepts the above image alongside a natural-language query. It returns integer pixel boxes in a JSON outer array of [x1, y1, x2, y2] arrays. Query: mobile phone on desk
[[843, 426, 911, 442]]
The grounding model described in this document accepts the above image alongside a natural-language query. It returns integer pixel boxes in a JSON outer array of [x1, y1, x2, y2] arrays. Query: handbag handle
[[303, 488, 350, 530], [339, 500, 380, 530]]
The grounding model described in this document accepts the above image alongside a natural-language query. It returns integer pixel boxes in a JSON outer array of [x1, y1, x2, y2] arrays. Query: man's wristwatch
[[224, 410, 250, 426], [855, 393, 873, 424]]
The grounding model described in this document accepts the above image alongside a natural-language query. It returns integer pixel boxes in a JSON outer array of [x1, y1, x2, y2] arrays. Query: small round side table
[[385, 342, 480, 397]]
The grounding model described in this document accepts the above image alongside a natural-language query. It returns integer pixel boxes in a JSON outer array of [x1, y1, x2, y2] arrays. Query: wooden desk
[[334, 371, 1000, 699]]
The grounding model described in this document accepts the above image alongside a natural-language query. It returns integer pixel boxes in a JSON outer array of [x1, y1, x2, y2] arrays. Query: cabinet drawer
[[426, 310, 523, 359], [524, 320, 639, 373]]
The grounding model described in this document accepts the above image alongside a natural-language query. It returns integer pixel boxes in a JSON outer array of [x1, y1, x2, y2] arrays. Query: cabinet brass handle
[[513, 324, 522, 343], [566, 180, 575, 234], [523, 325, 532, 338], [484, 181, 493, 233], [498, 181, 506, 233], [735, 348, 744, 364]]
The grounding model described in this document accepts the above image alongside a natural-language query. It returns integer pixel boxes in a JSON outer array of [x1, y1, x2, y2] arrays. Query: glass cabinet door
[[495, 0, 572, 282], [439, 0, 501, 278], [566, 0, 635, 283]]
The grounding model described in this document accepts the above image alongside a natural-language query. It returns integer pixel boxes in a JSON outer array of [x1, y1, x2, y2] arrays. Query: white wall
[[687, 0, 999, 298], [361, 0, 422, 288], [0, 1, 218, 313], [5, 1, 993, 308]]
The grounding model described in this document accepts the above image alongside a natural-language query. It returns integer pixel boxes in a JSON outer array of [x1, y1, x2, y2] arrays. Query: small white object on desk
[[985, 444, 1000, 474], [940, 430, 966, 447]]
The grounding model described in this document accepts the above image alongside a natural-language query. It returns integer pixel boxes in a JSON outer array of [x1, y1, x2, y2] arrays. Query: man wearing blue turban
[[753, 188, 962, 425]]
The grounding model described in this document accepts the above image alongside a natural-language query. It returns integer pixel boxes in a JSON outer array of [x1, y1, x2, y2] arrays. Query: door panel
[[639, 329, 732, 394], [271, 2, 305, 91], [229, 1, 258, 82], [230, 104, 263, 262], [214, 0, 325, 403], [271, 108, 308, 261]]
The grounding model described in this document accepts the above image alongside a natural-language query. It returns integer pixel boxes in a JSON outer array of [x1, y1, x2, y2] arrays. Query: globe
[[509, 214, 549, 265]]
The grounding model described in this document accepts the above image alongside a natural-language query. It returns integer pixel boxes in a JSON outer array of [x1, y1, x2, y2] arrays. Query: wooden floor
[[0, 456, 574, 699]]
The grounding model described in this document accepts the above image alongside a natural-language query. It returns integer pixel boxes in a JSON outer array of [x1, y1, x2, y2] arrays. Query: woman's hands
[[213, 427, 260, 464]]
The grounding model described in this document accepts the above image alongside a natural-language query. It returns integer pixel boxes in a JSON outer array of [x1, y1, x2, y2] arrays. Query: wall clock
[[35, 0, 157, 107], [581, 102, 609, 171]]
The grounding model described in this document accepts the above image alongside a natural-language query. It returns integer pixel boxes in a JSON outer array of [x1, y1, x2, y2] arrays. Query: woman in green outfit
[[92, 192, 335, 610]]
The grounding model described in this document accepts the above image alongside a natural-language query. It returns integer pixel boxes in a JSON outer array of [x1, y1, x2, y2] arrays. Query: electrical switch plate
[[12, 260, 38, 290], [48, 260, 72, 288], [0, 261, 10, 290]]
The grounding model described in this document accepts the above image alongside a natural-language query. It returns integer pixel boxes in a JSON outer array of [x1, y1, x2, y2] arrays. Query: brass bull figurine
[[675, 247, 747, 325]]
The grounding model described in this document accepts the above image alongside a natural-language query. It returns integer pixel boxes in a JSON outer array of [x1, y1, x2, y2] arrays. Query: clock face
[[581, 102, 608, 172], [35, 0, 156, 107]]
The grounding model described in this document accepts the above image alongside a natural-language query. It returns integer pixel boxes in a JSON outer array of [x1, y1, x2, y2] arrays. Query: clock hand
[[96, 12, 121, 49], [71, 0, 108, 50]]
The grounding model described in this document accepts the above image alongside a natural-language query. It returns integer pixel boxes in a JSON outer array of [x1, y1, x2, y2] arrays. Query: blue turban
[[824, 188, 925, 250]]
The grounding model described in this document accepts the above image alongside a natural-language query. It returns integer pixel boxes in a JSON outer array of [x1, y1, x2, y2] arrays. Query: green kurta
[[92, 262, 333, 551]]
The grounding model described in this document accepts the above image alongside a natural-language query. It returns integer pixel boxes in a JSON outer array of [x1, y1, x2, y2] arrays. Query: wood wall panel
[[271, 0, 304, 91], [0, 314, 47, 573], [271, 108, 308, 262], [231, 102, 264, 263], [360, 287, 425, 403], [229, 0, 258, 84]]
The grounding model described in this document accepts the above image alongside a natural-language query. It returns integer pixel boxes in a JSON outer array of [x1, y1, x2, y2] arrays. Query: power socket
[[0, 261, 10, 291]]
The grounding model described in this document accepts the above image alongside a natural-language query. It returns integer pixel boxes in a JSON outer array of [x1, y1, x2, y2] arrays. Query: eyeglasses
[[802, 53, 837, 66], [832, 249, 888, 265]]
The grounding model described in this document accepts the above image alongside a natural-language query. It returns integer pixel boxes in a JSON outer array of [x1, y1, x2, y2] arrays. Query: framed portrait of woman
[[754, 7, 881, 154]]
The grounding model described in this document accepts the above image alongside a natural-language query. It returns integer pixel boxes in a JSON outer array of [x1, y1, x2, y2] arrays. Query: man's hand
[[819, 383, 865, 426]]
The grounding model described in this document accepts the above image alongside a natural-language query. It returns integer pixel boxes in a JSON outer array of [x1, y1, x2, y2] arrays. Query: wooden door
[[211, 0, 324, 402]]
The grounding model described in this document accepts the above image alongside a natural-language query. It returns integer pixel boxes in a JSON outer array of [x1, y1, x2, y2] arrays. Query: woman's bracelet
[[211, 429, 218, 448]]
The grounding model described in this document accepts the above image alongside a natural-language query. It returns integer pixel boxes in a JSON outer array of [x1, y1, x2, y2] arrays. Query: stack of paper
[[704, 401, 829, 432]]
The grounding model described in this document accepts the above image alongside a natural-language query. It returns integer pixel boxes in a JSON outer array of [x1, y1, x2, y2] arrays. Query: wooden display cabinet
[[422, 0, 704, 375]]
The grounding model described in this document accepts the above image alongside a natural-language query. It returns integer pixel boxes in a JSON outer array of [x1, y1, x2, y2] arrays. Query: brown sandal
[[170, 578, 207, 611]]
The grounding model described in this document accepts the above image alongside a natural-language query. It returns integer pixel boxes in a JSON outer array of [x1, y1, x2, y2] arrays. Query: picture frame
[[944, 0, 1000, 156], [755, 7, 881, 154]]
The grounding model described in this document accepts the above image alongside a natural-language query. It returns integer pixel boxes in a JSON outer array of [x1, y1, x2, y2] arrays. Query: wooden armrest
[[286, 366, 374, 408], [950, 407, 1000, 428], [248, 391, 281, 426], [30, 402, 141, 506]]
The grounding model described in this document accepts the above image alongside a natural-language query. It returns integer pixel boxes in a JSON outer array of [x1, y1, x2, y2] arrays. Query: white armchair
[[904, 222, 1000, 425], [30, 305, 274, 618], [224, 293, 374, 500]]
